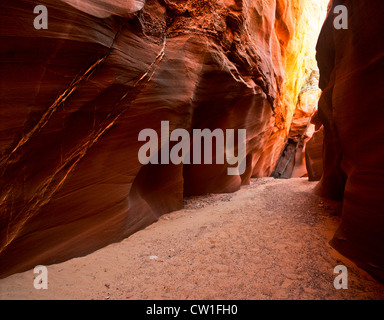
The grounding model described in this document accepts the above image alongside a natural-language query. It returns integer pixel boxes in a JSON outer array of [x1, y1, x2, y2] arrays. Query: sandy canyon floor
[[1, 177, 383, 300]]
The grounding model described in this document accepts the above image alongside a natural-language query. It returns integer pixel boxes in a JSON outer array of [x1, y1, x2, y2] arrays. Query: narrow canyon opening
[[1, 0, 384, 299]]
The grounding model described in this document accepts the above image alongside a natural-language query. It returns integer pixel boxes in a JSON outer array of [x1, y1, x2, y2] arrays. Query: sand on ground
[[1, 177, 383, 300]]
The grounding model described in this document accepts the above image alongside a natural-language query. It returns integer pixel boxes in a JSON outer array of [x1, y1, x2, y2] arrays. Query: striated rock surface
[[0, 0, 326, 277], [316, 0, 384, 282]]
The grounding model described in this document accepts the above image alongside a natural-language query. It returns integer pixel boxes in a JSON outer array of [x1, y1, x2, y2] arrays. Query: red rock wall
[[0, 0, 325, 277], [316, 0, 384, 282]]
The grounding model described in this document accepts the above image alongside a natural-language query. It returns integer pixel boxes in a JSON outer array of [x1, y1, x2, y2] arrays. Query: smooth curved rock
[[305, 126, 323, 181], [62, 0, 145, 18], [316, 0, 384, 282]]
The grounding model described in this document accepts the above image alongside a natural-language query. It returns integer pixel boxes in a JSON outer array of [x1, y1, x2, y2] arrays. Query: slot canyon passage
[[1, 0, 384, 299]]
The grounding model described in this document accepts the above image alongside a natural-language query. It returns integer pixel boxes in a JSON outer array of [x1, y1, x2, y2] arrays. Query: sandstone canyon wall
[[316, 0, 384, 282], [0, 0, 327, 278]]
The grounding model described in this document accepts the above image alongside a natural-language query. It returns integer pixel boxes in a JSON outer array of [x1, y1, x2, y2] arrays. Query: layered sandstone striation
[[0, 0, 326, 277], [316, 0, 384, 282]]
